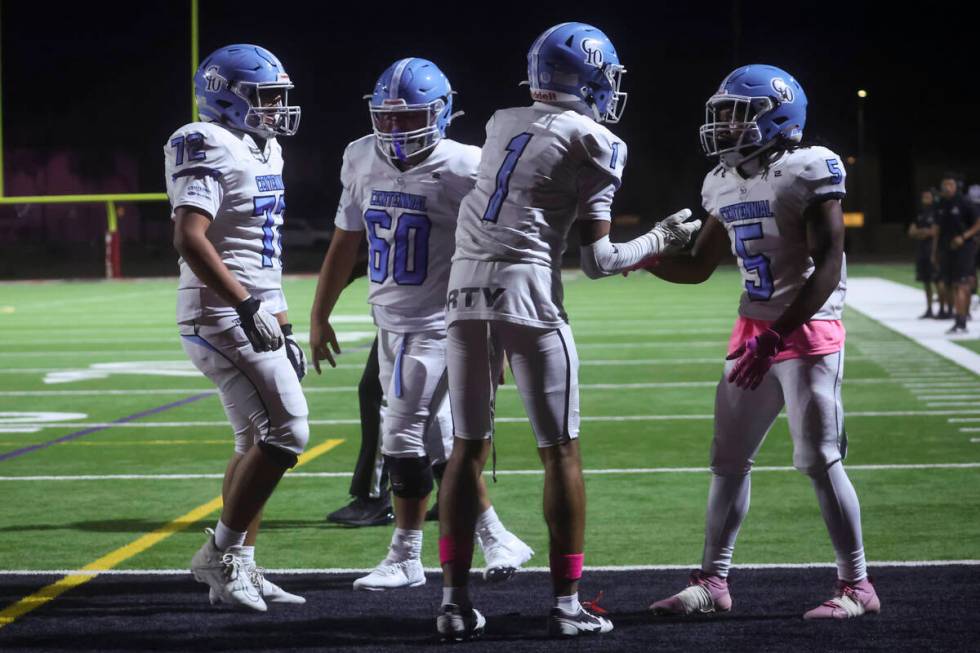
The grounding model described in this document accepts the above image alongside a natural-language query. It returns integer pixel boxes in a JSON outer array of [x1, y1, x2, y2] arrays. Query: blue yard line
[[0, 392, 215, 463]]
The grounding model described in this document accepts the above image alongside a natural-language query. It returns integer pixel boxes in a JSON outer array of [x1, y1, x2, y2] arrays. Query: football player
[[646, 64, 880, 620], [436, 23, 699, 640], [167, 44, 308, 611], [934, 173, 980, 334], [907, 189, 941, 318], [310, 58, 533, 593]]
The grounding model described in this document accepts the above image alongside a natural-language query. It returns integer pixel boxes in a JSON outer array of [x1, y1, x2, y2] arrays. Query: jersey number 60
[[364, 210, 431, 286]]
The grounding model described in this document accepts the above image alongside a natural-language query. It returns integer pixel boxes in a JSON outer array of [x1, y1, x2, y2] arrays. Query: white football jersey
[[701, 146, 848, 321], [334, 135, 480, 333], [165, 121, 288, 322], [449, 103, 626, 328]]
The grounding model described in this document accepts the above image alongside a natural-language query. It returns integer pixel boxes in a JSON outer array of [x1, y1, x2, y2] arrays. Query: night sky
[[1, 1, 976, 234]]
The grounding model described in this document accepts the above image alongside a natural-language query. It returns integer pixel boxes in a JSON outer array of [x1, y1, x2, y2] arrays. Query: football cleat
[[478, 530, 534, 582], [803, 578, 880, 620], [437, 603, 486, 642], [649, 570, 732, 615], [190, 529, 266, 612], [209, 563, 305, 605], [548, 604, 614, 637], [352, 556, 425, 591], [326, 496, 394, 527]]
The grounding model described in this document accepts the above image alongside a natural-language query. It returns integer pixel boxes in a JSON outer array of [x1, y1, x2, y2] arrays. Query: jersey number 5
[[482, 132, 533, 223], [364, 210, 431, 286], [733, 222, 774, 301]]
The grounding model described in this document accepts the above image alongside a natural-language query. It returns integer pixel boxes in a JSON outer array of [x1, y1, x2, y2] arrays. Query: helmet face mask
[[195, 44, 301, 138], [236, 80, 301, 137], [699, 95, 773, 166], [367, 58, 457, 164], [699, 65, 806, 168], [368, 98, 446, 162]]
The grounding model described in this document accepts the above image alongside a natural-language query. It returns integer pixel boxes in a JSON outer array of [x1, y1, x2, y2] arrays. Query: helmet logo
[[771, 78, 794, 103], [204, 65, 225, 93], [581, 39, 604, 66]]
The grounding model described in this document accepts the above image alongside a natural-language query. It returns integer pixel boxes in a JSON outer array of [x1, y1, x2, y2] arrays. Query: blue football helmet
[[367, 58, 458, 162], [700, 64, 807, 167], [526, 22, 627, 124], [195, 44, 300, 138]]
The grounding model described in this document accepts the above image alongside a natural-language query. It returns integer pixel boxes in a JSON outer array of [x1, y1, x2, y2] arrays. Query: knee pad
[[265, 415, 310, 457], [258, 440, 299, 469], [793, 439, 844, 477], [386, 455, 434, 499], [233, 427, 255, 456]]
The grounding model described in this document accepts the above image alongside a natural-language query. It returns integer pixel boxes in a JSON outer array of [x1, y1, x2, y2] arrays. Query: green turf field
[[0, 264, 978, 573]]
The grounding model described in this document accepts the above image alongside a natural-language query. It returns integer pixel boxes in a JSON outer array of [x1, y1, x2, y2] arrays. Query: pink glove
[[726, 328, 782, 390]]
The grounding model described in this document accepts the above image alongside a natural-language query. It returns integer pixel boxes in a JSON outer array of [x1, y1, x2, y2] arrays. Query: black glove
[[235, 296, 283, 352], [282, 323, 307, 381]]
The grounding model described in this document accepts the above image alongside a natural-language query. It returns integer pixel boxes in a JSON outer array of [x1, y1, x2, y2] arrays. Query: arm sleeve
[[333, 147, 364, 232], [165, 129, 226, 220], [579, 232, 665, 279]]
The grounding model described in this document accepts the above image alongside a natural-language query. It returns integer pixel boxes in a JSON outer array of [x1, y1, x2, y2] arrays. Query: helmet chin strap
[[725, 134, 791, 176]]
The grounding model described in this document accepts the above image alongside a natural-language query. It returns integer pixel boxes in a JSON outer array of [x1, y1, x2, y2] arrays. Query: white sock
[[810, 461, 867, 582], [555, 593, 581, 614], [213, 520, 246, 551], [238, 546, 255, 564], [476, 506, 508, 543], [388, 528, 423, 562], [443, 586, 469, 608], [700, 473, 751, 579]]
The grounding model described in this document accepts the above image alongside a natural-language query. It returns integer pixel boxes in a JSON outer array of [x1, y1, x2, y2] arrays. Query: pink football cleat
[[649, 570, 732, 615], [803, 578, 881, 620]]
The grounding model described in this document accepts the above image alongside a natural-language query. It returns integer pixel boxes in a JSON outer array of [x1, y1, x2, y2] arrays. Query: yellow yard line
[[0, 438, 343, 628], [0, 440, 230, 447]]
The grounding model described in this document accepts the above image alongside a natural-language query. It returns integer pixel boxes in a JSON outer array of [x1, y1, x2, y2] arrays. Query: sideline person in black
[[935, 174, 980, 334], [908, 189, 943, 318]]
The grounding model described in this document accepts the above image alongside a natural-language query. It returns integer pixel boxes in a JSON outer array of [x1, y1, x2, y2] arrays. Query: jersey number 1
[[482, 132, 533, 223]]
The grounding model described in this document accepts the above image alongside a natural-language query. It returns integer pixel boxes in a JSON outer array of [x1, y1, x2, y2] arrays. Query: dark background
[[1, 0, 977, 277]]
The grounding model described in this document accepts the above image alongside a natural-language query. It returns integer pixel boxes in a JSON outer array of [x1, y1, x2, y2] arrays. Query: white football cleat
[[209, 563, 305, 605], [803, 578, 880, 619], [479, 531, 534, 582], [190, 529, 266, 612], [352, 557, 425, 591], [437, 603, 486, 642], [548, 605, 613, 637]]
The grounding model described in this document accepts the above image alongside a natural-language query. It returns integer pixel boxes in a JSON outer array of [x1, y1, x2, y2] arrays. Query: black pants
[[348, 336, 387, 499]]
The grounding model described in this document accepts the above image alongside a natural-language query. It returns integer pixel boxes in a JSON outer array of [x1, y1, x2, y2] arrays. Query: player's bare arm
[[309, 227, 363, 372], [647, 215, 729, 284], [172, 206, 250, 306], [768, 198, 845, 338]]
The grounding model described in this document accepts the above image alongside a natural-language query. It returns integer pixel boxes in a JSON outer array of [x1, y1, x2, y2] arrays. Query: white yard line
[[2, 462, 977, 482], [6, 409, 980, 432], [846, 278, 980, 376]]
